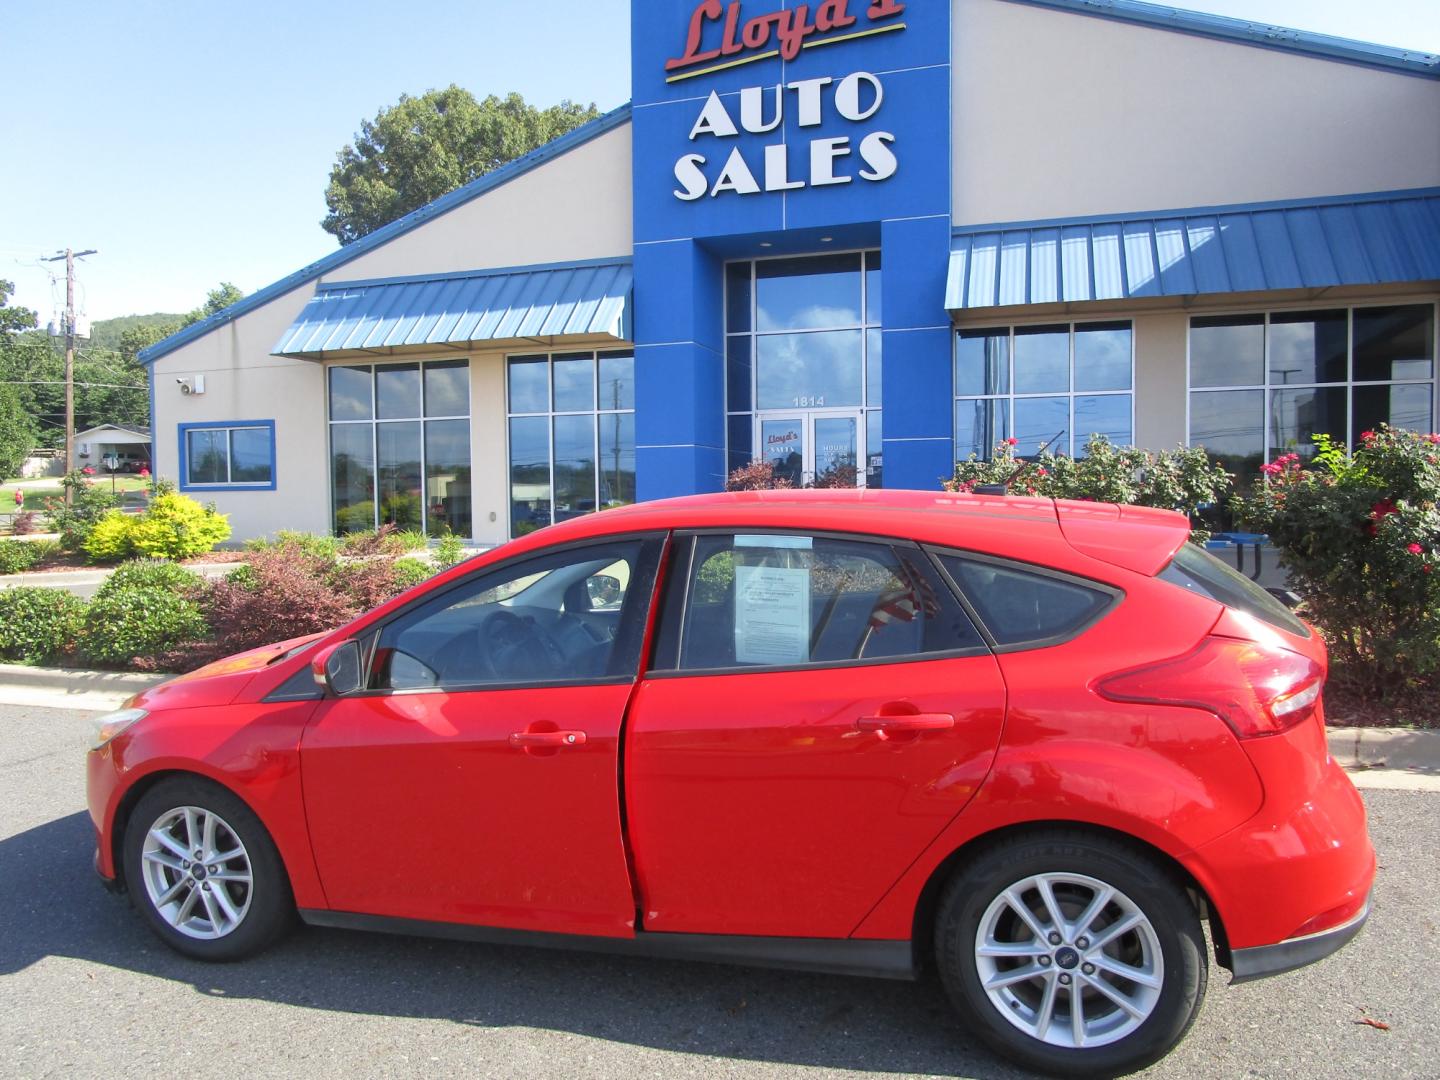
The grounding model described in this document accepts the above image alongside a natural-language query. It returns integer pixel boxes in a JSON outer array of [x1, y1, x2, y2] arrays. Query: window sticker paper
[[734, 563, 811, 665]]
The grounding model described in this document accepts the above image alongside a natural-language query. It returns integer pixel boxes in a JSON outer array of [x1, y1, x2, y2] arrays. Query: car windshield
[[1158, 543, 1309, 638]]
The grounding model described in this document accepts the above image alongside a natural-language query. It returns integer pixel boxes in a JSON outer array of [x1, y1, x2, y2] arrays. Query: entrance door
[[757, 411, 864, 488]]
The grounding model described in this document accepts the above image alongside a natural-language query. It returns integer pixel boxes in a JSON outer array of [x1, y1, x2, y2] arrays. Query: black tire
[[934, 831, 1207, 1078], [122, 776, 294, 961]]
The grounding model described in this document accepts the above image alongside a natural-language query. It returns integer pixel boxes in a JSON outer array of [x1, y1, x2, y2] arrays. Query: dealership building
[[140, 0, 1440, 544]]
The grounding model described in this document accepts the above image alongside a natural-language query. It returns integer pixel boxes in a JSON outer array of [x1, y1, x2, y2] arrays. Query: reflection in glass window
[[507, 351, 636, 537], [756, 253, 862, 331], [1269, 310, 1347, 385], [1188, 389, 1263, 479], [183, 424, 274, 488], [1190, 315, 1263, 388], [953, 322, 1132, 461], [329, 362, 471, 536], [1188, 305, 1436, 476], [756, 330, 864, 410], [727, 252, 882, 488], [1014, 326, 1069, 394]]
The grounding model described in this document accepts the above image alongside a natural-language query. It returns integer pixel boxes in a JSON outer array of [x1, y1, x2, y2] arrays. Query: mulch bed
[[1325, 679, 1436, 730]]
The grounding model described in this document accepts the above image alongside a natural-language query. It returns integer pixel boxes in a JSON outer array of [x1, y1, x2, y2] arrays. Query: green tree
[[0, 282, 41, 474], [321, 87, 600, 245], [0, 381, 38, 482], [181, 282, 245, 327]]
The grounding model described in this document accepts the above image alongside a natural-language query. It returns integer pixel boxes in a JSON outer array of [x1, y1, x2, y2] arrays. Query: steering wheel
[[480, 610, 565, 679]]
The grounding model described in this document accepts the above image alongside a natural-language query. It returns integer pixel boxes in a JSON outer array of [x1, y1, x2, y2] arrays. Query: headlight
[[92, 708, 148, 751]]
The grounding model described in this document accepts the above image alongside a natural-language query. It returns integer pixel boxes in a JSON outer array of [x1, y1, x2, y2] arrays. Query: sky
[[1, 0, 1436, 324]]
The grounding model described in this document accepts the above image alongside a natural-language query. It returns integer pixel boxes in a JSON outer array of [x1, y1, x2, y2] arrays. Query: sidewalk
[[0, 661, 1435, 788]]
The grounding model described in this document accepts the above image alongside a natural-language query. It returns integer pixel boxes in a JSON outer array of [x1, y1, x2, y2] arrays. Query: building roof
[[74, 423, 152, 441], [138, 103, 633, 366], [272, 258, 633, 359], [1010, 0, 1439, 78], [947, 188, 1440, 311]]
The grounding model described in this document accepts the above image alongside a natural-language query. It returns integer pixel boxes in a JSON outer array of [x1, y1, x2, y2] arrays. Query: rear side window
[[940, 555, 1115, 647], [673, 534, 984, 671], [1158, 543, 1309, 637]]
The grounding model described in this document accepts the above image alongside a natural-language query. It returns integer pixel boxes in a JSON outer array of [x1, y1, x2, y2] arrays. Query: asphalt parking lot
[[2, 702, 1436, 1079]]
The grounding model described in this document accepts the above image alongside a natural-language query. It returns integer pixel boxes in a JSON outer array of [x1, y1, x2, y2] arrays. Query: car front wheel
[[123, 777, 293, 960], [935, 831, 1206, 1077]]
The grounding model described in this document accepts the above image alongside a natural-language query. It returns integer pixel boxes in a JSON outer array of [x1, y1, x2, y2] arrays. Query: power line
[[40, 248, 98, 499]]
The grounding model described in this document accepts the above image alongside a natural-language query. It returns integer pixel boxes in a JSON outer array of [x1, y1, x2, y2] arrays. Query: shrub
[[11, 510, 38, 535], [128, 493, 231, 559], [46, 470, 121, 551], [82, 586, 210, 668], [947, 435, 1232, 541], [96, 559, 206, 601], [0, 539, 43, 575], [0, 587, 87, 663], [340, 523, 408, 557], [391, 557, 434, 591], [83, 511, 136, 562], [204, 547, 361, 656], [434, 531, 466, 569], [246, 530, 341, 559], [725, 460, 793, 491], [1233, 425, 1440, 699], [335, 501, 375, 534]]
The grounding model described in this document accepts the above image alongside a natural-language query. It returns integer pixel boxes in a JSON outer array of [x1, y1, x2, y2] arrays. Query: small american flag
[[868, 556, 941, 629]]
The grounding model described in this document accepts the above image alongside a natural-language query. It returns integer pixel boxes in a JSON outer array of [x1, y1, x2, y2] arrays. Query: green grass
[[1, 477, 150, 514]]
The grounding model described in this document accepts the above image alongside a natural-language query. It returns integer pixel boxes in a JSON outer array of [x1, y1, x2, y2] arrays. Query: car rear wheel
[[123, 777, 293, 960], [935, 832, 1206, 1077]]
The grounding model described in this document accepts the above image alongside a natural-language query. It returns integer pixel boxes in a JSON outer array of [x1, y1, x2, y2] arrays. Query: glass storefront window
[[954, 322, 1133, 461], [328, 361, 471, 537], [506, 351, 636, 537], [1188, 304, 1437, 472], [726, 251, 882, 487]]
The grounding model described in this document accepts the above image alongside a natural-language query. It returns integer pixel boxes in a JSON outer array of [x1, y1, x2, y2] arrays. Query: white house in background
[[71, 424, 152, 472]]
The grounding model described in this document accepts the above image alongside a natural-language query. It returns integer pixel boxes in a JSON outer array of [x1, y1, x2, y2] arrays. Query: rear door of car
[[623, 530, 1008, 939]]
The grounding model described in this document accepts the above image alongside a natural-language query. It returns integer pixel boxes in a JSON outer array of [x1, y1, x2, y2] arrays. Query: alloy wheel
[[139, 805, 253, 940]]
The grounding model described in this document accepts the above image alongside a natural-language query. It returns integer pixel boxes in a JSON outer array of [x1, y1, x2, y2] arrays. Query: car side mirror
[[311, 640, 363, 697], [587, 573, 622, 605]]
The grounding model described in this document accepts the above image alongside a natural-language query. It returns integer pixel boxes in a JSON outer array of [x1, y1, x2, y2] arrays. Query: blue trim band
[[177, 419, 277, 492], [139, 103, 634, 366], [1008, 0, 1439, 78]]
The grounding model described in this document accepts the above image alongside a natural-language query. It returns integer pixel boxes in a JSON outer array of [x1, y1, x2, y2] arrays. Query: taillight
[[1094, 635, 1324, 739]]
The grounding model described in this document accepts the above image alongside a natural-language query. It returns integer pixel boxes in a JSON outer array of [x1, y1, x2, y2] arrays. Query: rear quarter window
[[1158, 543, 1310, 637], [939, 555, 1117, 648]]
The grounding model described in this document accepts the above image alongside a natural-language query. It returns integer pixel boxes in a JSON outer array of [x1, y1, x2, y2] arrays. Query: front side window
[[327, 360, 471, 538], [180, 422, 274, 490], [507, 351, 636, 538], [672, 534, 982, 672], [370, 539, 660, 691], [955, 322, 1133, 461], [1188, 304, 1436, 477]]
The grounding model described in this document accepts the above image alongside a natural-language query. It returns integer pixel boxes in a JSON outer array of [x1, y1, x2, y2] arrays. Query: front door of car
[[625, 531, 1008, 939], [300, 535, 663, 937]]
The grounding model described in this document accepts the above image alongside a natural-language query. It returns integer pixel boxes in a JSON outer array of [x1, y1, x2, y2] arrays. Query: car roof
[[500, 490, 1189, 577]]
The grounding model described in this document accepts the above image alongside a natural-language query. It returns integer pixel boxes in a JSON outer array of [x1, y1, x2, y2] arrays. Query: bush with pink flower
[[1234, 424, 1440, 703]]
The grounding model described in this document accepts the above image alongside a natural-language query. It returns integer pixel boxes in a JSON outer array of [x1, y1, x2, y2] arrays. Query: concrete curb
[[0, 663, 169, 711]]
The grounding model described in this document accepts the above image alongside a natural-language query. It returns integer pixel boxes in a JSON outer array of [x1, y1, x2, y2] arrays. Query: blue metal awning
[[946, 189, 1440, 312], [272, 259, 632, 359]]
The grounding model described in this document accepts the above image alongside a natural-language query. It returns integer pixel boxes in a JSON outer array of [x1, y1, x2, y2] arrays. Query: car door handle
[[856, 713, 955, 733], [509, 730, 587, 749]]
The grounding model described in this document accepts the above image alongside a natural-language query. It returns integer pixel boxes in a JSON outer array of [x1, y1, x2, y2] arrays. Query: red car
[[87, 490, 1373, 1076]]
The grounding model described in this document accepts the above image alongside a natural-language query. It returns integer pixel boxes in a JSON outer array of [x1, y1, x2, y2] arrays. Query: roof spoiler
[[1054, 500, 1190, 577]]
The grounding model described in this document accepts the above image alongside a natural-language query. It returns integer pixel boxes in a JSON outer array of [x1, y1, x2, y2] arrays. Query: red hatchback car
[[87, 490, 1373, 1076]]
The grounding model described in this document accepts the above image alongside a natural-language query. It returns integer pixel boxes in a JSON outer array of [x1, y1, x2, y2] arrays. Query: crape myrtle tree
[[321, 86, 600, 245]]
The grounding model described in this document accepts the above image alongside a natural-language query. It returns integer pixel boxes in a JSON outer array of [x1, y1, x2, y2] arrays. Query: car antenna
[[975, 429, 1066, 495]]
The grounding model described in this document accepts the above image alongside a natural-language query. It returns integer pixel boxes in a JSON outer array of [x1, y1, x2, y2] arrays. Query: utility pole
[[41, 247, 97, 502]]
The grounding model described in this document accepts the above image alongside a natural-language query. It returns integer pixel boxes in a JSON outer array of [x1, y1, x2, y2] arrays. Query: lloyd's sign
[[665, 0, 905, 202]]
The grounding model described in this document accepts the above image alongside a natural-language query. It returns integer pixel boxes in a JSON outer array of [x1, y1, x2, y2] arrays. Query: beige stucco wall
[[151, 283, 328, 541], [330, 123, 633, 283], [149, 120, 635, 543], [953, 0, 1440, 226]]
